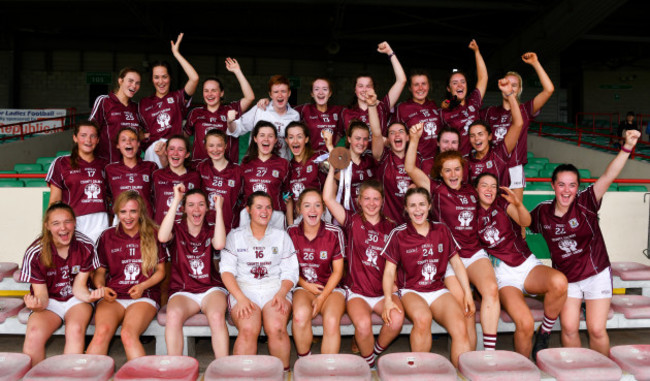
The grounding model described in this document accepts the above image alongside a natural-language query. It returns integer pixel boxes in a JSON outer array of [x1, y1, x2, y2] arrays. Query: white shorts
[[76, 212, 109, 243], [114, 297, 159, 310], [45, 297, 87, 320], [294, 286, 346, 297], [461, 249, 489, 269], [169, 287, 228, 309], [567, 267, 613, 300], [509, 165, 525, 189], [239, 209, 286, 230], [400, 288, 449, 307], [144, 139, 166, 169], [346, 289, 397, 310], [228, 282, 292, 311], [492, 254, 543, 292]]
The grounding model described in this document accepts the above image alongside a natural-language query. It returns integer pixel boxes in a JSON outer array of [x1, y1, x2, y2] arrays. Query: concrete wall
[[0, 129, 72, 170]]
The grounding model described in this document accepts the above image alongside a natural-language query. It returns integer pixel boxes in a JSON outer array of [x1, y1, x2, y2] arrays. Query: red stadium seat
[[204, 355, 283, 381], [0, 262, 18, 281], [500, 297, 545, 323], [0, 352, 31, 381], [13, 268, 23, 282], [611, 262, 650, 281], [156, 305, 208, 326], [536, 348, 622, 381], [114, 355, 198, 381], [0, 297, 24, 323], [611, 295, 650, 319], [459, 350, 540, 381], [18, 307, 31, 324], [293, 354, 371, 381], [23, 354, 114, 381], [377, 352, 456, 380], [610, 345, 650, 381]]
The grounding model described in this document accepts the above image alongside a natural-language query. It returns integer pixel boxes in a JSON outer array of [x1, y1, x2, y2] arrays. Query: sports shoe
[[532, 326, 550, 362]]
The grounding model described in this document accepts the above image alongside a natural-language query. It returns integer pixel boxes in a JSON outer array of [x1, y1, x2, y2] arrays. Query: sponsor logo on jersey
[[438, 244, 443, 252]]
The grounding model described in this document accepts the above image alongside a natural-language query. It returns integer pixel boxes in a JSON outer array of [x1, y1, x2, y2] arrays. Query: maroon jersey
[[287, 154, 325, 203], [377, 148, 420, 224], [294, 103, 344, 155], [168, 220, 224, 294], [20, 233, 97, 301], [95, 226, 166, 301], [196, 159, 243, 233], [343, 210, 396, 297], [348, 153, 378, 213], [466, 141, 511, 187], [396, 99, 442, 160], [90, 93, 140, 163], [185, 101, 242, 164], [138, 90, 191, 150], [381, 222, 458, 292], [105, 159, 157, 218], [480, 99, 537, 166], [342, 94, 392, 136], [429, 180, 482, 258], [287, 222, 344, 287], [152, 168, 201, 225], [477, 197, 531, 267], [46, 155, 109, 217], [530, 186, 610, 283], [440, 88, 483, 155], [241, 155, 289, 212]]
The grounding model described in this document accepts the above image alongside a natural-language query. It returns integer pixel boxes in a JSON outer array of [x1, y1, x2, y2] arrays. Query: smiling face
[[440, 158, 463, 190], [247, 195, 273, 228], [254, 126, 278, 156], [203, 80, 224, 108], [270, 84, 290, 109], [285, 126, 308, 158], [552, 171, 579, 210], [205, 134, 227, 161], [409, 75, 430, 103], [359, 187, 383, 219], [476, 175, 498, 208], [505, 74, 521, 100], [387, 123, 407, 154], [299, 191, 323, 228], [152, 66, 171, 96], [447, 73, 467, 101], [439, 131, 460, 152], [116, 129, 139, 160], [184, 193, 207, 228], [118, 199, 141, 235], [469, 124, 491, 155], [347, 127, 369, 155], [47, 209, 76, 248], [73, 125, 99, 156], [118, 71, 141, 99], [166, 138, 189, 169], [311, 79, 332, 107], [354, 76, 374, 101], [405, 192, 430, 225]]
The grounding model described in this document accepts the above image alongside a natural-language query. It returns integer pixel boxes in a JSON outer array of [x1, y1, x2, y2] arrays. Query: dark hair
[[70, 120, 99, 170], [40, 202, 76, 268], [627, 111, 635, 117], [268, 75, 290, 92], [202, 77, 224, 93], [181, 189, 208, 220], [115, 127, 139, 151], [242, 121, 278, 164], [166, 134, 191, 169], [443, 69, 468, 110], [286, 121, 314, 164], [345, 119, 370, 149], [246, 191, 273, 208], [432, 150, 466, 180], [468, 120, 491, 136], [348, 73, 375, 108], [114, 67, 141, 93], [204, 129, 228, 157], [150, 61, 172, 82], [437, 126, 461, 143], [404, 187, 432, 206], [473, 172, 498, 188], [551, 164, 580, 184]]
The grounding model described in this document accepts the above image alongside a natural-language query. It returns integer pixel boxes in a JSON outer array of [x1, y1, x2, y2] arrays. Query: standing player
[[138, 33, 199, 168], [185, 58, 255, 165], [323, 167, 404, 368], [342, 42, 406, 136], [86, 191, 166, 360], [20, 203, 100, 366], [90, 67, 141, 163], [159, 184, 228, 358], [47, 121, 109, 242], [529, 130, 641, 357], [481, 52, 555, 199], [440, 40, 488, 156], [381, 188, 473, 367], [475, 173, 567, 359], [106, 127, 158, 219], [220, 191, 299, 372], [396, 70, 442, 174], [288, 188, 346, 356]]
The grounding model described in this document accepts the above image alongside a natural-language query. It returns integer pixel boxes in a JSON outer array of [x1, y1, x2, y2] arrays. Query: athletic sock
[[363, 352, 377, 367], [483, 333, 497, 350], [373, 341, 386, 356], [541, 313, 557, 334], [297, 350, 312, 358]]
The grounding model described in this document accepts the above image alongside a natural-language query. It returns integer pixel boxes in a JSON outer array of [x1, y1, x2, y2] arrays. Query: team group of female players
[[19, 34, 642, 371]]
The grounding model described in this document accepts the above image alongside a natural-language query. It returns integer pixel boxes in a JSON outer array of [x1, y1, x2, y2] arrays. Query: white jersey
[[220, 224, 299, 288]]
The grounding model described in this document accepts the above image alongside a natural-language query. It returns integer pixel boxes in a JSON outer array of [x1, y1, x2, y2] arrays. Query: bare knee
[[238, 322, 261, 339], [265, 320, 288, 338], [92, 324, 115, 343], [292, 306, 312, 329], [65, 322, 87, 341], [549, 274, 568, 295], [322, 314, 341, 334], [587, 324, 608, 340], [482, 282, 499, 302], [353, 317, 373, 338], [412, 314, 432, 332], [165, 308, 187, 328], [447, 320, 469, 341], [120, 326, 140, 348]]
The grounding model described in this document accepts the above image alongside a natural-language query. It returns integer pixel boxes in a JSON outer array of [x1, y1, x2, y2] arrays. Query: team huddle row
[[19, 34, 642, 370]]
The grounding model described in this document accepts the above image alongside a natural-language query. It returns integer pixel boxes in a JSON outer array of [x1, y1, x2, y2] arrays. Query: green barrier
[[522, 193, 555, 259]]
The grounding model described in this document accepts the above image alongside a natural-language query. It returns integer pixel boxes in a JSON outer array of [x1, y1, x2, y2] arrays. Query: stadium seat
[[18, 307, 31, 324], [578, 169, 591, 179], [611, 295, 650, 319], [0, 170, 17, 174], [611, 262, 650, 281], [537, 169, 555, 178], [618, 185, 648, 192], [607, 183, 618, 192], [377, 352, 456, 381], [0, 179, 24, 187], [23, 179, 48, 188], [0, 297, 25, 323], [23, 354, 114, 381], [609, 345, 650, 381], [55, 150, 71, 157], [500, 297, 545, 323], [524, 163, 544, 171], [458, 350, 540, 381], [525, 183, 553, 191], [0, 262, 18, 281], [36, 157, 56, 166], [528, 158, 549, 165], [114, 355, 198, 381], [543, 163, 562, 171], [535, 348, 622, 380], [14, 164, 43, 173], [524, 168, 539, 178], [204, 355, 283, 381], [293, 354, 371, 381], [0, 352, 31, 381], [527, 152, 535, 159]]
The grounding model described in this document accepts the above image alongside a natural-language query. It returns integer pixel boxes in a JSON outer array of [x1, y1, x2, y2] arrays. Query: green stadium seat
[[527, 152, 535, 159], [524, 168, 539, 178], [607, 183, 618, 192], [578, 169, 591, 179], [524, 163, 544, 170], [55, 150, 71, 157], [528, 157, 549, 165], [0, 179, 24, 187], [544, 163, 562, 171], [538, 169, 555, 178], [0, 170, 17, 174], [617, 185, 648, 192], [14, 163, 43, 173], [525, 233, 550, 259], [23, 179, 48, 188], [36, 157, 56, 166], [526, 182, 554, 191]]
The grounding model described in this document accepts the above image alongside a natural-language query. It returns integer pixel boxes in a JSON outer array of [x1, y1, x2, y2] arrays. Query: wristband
[[388, 52, 395, 58], [621, 146, 632, 153]]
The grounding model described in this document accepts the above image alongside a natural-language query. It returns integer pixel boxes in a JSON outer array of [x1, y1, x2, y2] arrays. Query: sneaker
[[532, 327, 550, 362]]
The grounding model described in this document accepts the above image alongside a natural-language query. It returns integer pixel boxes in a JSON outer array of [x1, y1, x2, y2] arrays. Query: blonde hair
[[40, 203, 76, 268]]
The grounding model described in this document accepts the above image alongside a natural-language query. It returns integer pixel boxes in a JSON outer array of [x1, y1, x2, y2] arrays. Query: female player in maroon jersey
[[86, 191, 166, 360], [475, 173, 567, 359], [323, 167, 404, 368], [46, 121, 109, 242], [139, 33, 199, 167], [381, 188, 473, 367], [106, 128, 157, 219], [238, 121, 290, 229], [342, 41, 406, 136], [440, 39, 488, 155], [159, 184, 228, 358], [196, 129, 243, 232], [530, 129, 641, 356], [284, 122, 325, 225], [20, 203, 100, 366], [288, 188, 346, 356], [405, 136, 500, 351]]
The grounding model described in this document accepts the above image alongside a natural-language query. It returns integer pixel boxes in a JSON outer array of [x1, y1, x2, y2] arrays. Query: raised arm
[[502, 186, 531, 227], [469, 39, 488, 99], [171, 33, 199, 97], [522, 52, 555, 115], [377, 41, 407, 108], [323, 165, 346, 225], [366, 90, 385, 161], [158, 183, 184, 243], [405, 124, 431, 192], [212, 194, 226, 250], [593, 130, 641, 201], [226, 57, 255, 112], [500, 78, 523, 154]]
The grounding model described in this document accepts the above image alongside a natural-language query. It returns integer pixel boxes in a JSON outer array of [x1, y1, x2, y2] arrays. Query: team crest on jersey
[[486, 161, 493, 169], [228, 179, 235, 187], [71, 265, 80, 275], [458, 210, 474, 227], [320, 251, 328, 260], [84, 183, 101, 199], [272, 170, 279, 178], [306, 165, 312, 173], [438, 244, 443, 252], [272, 247, 278, 255], [143, 175, 149, 182], [167, 97, 175, 104], [483, 227, 501, 245], [85, 168, 96, 177], [424, 122, 437, 136], [569, 218, 579, 228], [252, 183, 267, 192]]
